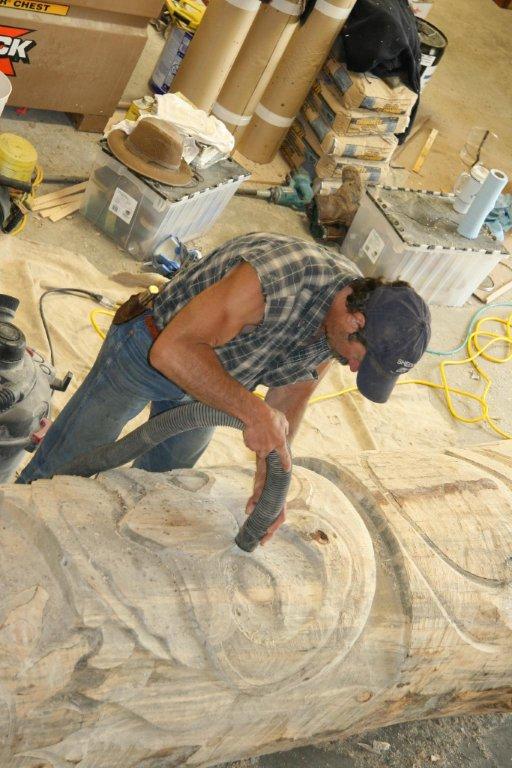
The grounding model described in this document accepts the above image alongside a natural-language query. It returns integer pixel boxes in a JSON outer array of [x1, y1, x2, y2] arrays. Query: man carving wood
[[17, 232, 431, 542]]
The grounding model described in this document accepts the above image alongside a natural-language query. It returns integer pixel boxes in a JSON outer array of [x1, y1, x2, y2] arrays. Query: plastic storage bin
[[82, 146, 250, 258], [343, 186, 508, 306]]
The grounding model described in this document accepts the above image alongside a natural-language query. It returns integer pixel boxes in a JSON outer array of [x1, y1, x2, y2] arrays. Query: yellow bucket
[[165, 0, 205, 30], [0, 134, 38, 185]]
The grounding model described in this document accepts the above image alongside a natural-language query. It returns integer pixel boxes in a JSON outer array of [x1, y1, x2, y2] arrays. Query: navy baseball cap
[[356, 285, 431, 404]]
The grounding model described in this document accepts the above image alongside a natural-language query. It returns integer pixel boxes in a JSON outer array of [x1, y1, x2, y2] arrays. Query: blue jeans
[[17, 313, 214, 483]]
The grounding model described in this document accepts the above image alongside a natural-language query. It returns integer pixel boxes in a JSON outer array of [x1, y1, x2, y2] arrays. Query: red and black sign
[[0, 25, 36, 76]]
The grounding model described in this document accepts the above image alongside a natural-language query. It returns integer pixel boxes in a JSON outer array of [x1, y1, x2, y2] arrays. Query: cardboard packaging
[[282, 118, 389, 185], [212, 0, 301, 140], [323, 59, 418, 115], [1, 2, 161, 128], [237, 0, 357, 163], [315, 153, 389, 183], [302, 101, 398, 161], [281, 120, 321, 178], [170, 0, 261, 113], [62, 0, 163, 15], [308, 81, 410, 136]]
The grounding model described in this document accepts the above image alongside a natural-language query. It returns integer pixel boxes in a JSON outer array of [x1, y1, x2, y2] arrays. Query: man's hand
[[242, 403, 291, 472], [245, 455, 287, 545]]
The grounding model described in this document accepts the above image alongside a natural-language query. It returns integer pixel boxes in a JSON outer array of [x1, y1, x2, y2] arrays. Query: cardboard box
[[1, 4, 156, 124], [308, 80, 410, 136], [65, 0, 164, 16], [323, 60, 418, 115], [302, 102, 398, 161], [0, 0, 163, 19], [281, 120, 321, 177]]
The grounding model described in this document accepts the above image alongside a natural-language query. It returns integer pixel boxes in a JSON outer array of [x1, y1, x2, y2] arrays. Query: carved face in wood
[[1, 445, 512, 768]]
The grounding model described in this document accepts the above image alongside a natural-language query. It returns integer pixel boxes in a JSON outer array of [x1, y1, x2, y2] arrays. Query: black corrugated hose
[[55, 401, 291, 552]]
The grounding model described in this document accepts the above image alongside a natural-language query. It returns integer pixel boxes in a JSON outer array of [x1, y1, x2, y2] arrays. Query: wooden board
[[31, 182, 88, 210], [38, 195, 85, 222], [412, 128, 439, 174], [48, 197, 84, 222], [473, 258, 512, 302]]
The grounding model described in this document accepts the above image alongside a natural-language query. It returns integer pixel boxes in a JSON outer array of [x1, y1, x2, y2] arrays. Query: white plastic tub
[[82, 147, 250, 258], [343, 186, 507, 306]]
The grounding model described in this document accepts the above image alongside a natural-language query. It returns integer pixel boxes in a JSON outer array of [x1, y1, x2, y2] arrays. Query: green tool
[[236, 171, 314, 212]]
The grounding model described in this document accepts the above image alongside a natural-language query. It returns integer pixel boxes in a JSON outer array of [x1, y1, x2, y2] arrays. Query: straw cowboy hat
[[107, 116, 193, 186]]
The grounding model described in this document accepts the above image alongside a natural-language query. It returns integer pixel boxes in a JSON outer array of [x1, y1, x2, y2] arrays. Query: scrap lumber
[[38, 195, 85, 221], [412, 128, 439, 174], [30, 181, 88, 211], [32, 193, 86, 212], [47, 197, 85, 222]]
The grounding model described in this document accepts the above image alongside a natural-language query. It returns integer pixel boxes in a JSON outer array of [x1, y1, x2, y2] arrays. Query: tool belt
[[112, 285, 160, 325], [113, 285, 161, 340]]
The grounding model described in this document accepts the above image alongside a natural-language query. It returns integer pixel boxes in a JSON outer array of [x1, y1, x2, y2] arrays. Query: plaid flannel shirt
[[152, 232, 361, 390]]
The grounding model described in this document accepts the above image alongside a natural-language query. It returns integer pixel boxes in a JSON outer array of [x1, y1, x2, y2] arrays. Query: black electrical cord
[[38, 288, 105, 366]]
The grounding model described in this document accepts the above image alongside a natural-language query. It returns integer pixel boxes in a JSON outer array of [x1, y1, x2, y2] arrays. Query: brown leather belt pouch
[[113, 286, 159, 325], [112, 293, 149, 325]]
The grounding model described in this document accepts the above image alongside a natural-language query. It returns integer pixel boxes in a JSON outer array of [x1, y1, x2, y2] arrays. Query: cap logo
[[394, 358, 413, 374]]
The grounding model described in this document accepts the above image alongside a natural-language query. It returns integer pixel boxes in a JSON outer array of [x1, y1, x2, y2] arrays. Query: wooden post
[[1, 442, 512, 767]]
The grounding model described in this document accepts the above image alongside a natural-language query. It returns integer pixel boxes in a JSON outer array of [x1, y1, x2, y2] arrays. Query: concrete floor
[[1, 0, 512, 766]]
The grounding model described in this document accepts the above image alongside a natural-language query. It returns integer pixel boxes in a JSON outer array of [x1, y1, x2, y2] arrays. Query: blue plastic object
[[144, 235, 202, 278]]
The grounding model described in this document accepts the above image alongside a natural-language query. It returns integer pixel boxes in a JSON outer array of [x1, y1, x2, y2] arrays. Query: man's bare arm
[[246, 360, 332, 543], [149, 262, 291, 469], [265, 359, 332, 441]]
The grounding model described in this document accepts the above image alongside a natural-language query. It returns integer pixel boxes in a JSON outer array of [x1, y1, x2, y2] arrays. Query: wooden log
[[1, 443, 512, 767]]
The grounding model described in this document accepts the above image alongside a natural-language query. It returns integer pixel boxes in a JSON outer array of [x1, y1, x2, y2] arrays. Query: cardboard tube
[[238, 0, 357, 163], [170, 0, 261, 113], [212, 0, 301, 141]]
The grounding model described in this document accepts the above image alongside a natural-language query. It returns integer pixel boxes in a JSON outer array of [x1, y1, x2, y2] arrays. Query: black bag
[[332, 0, 421, 139]]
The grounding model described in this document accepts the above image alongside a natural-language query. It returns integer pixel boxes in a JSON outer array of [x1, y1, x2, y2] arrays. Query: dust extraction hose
[[54, 401, 291, 552]]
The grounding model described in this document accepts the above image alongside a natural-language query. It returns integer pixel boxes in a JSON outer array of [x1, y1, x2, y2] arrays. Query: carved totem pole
[[0, 441, 511, 768]]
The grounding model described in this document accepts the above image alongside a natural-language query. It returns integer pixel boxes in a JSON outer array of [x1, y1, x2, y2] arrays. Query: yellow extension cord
[[8, 163, 44, 236], [89, 307, 512, 440]]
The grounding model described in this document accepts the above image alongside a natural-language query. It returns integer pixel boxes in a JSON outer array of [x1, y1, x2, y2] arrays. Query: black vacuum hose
[[55, 401, 291, 552], [0, 388, 16, 414]]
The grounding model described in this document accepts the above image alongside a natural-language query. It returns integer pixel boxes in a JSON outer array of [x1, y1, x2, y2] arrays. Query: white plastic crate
[[343, 186, 507, 306], [82, 147, 250, 258]]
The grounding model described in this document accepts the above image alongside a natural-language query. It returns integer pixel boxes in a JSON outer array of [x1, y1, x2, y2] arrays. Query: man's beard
[[326, 338, 349, 366]]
